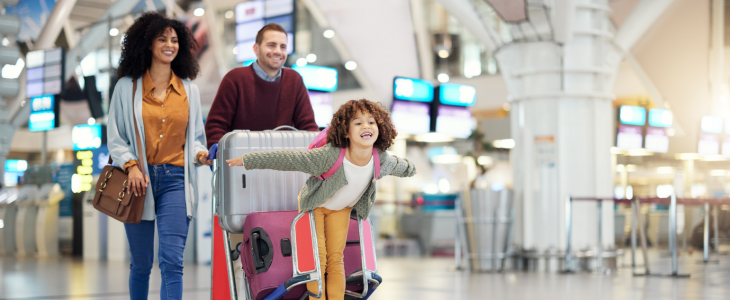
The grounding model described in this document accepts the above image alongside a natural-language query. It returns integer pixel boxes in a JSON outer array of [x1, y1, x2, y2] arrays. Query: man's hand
[[128, 166, 149, 197], [226, 157, 243, 167]]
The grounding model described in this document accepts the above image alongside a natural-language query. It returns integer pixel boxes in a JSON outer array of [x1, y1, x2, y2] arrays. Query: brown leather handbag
[[93, 80, 147, 223]]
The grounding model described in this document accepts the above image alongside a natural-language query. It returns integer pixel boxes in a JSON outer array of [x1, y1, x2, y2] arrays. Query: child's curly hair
[[327, 99, 398, 152]]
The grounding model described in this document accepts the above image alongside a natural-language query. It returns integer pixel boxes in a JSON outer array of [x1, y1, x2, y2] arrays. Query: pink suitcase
[[238, 210, 380, 300]]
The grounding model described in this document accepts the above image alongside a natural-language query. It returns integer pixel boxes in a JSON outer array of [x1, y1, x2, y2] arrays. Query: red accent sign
[[295, 212, 316, 272], [212, 216, 232, 300]]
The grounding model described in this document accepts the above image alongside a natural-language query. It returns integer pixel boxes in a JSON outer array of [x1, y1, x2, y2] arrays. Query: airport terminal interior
[[4, 0, 730, 299]]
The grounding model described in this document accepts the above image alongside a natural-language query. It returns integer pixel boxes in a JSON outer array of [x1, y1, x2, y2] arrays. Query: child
[[226, 99, 416, 300]]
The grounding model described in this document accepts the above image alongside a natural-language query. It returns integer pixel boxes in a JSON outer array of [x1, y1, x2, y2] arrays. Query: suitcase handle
[[252, 232, 265, 269], [270, 125, 298, 131]]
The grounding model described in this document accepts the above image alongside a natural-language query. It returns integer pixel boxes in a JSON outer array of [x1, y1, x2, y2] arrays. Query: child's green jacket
[[241, 143, 416, 219]]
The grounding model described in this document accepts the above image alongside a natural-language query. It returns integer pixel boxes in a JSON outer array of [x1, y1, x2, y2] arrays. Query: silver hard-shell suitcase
[[214, 127, 318, 233]]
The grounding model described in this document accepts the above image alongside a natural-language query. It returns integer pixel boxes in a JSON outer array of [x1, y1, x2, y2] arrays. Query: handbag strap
[[107, 78, 146, 176]]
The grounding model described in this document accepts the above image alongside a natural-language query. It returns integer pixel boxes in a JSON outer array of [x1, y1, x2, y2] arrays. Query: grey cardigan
[[241, 144, 416, 219], [107, 76, 208, 220]]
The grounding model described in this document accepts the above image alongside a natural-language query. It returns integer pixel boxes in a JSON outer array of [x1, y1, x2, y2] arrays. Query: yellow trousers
[[306, 207, 352, 300]]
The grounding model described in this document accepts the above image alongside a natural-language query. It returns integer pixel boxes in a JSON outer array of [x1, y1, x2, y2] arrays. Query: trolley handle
[[270, 125, 298, 131]]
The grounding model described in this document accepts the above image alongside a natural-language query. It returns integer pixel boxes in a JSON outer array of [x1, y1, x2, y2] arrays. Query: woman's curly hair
[[117, 12, 199, 80], [327, 99, 398, 152]]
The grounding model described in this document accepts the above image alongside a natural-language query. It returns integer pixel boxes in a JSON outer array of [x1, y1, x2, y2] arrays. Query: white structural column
[[496, 0, 618, 256]]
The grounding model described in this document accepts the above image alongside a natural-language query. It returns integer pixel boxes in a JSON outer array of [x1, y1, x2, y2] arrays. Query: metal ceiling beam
[[300, 0, 374, 92], [410, 0, 435, 81], [614, 0, 675, 52], [35, 0, 78, 49], [64, 0, 147, 81], [433, 0, 502, 52]]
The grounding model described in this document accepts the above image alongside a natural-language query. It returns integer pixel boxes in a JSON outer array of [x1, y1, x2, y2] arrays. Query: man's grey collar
[[252, 60, 282, 82]]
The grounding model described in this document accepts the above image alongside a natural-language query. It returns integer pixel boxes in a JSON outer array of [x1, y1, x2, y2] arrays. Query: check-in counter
[[35, 183, 65, 257], [15, 186, 39, 257], [0, 187, 19, 255], [82, 188, 108, 260]]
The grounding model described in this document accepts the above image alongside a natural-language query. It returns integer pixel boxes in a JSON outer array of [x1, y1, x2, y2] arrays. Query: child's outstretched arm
[[226, 146, 330, 176], [382, 152, 417, 178]]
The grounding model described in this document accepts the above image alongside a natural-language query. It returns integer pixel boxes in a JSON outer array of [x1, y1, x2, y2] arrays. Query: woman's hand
[[226, 157, 243, 167], [198, 152, 212, 165], [128, 166, 149, 197]]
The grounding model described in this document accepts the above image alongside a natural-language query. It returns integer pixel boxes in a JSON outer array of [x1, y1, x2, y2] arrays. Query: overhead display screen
[[391, 100, 430, 135], [293, 65, 338, 92], [648, 109, 673, 128], [28, 94, 57, 131], [438, 83, 476, 107], [619, 105, 646, 126], [235, 0, 295, 63], [308, 91, 333, 128], [616, 125, 643, 150], [698, 132, 720, 155], [701, 116, 723, 133], [435, 105, 473, 139], [644, 127, 668, 153], [393, 77, 434, 102]]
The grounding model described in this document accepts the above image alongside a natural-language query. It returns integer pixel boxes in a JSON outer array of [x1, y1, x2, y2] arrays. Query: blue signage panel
[[619, 105, 646, 126], [292, 65, 338, 92], [53, 164, 74, 217], [393, 77, 434, 102], [72, 124, 103, 151], [5, 159, 28, 172], [701, 115, 723, 133], [648, 109, 673, 128], [29, 94, 56, 131], [439, 83, 476, 107]]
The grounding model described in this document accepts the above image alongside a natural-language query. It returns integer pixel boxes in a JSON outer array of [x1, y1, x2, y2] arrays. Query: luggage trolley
[[209, 127, 381, 300]]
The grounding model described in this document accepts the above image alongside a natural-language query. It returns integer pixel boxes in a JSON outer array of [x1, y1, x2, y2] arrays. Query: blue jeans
[[124, 164, 189, 300]]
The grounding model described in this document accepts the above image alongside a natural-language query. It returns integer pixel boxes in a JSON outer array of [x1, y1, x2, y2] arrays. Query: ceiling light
[[675, 153, 701, 160], [492, 139, 515, 149], [414, 132, 455, 143], [296, 58, 307, 67], [87, 118, 95, 126], [703, 155, 726, 161], [109, 28, 119, 36], [477, 156, 494, 166], [626, 164, 637, 172], [610, 147, 625, 155], [225, 11, 234, 19], [194, 8, 205, 17], [711, 170, 728, 176], [432, 154, 463, 164], [627, 149, 653, 156], [439, 178, 451, 193], [306, 53, 317, 63], [667, 128, 676, 136], [395, 133, 411, 140], [656, 166, 673, 174], [502, 102, 510, 111], [438, 49, 449, 58], [232, 47, 238, 55], [345, 61, 357, 70], [616, 164, 625, 172], [1, 38, 9, 46], [437, 73, 449, 83], [323, 29, 335, 38]]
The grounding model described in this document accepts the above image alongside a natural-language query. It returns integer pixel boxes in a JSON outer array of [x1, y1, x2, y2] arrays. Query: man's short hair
[[256, 23, 287, 44]]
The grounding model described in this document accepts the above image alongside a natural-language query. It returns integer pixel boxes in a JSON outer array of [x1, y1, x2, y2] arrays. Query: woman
[[107, 12, 209, 300]]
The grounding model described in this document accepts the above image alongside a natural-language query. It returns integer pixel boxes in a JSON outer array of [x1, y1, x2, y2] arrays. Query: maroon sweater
[[205, 66, 319, 148]]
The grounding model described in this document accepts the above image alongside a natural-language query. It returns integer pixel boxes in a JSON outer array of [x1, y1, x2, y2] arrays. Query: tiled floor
[[3, 251, 730, 299]]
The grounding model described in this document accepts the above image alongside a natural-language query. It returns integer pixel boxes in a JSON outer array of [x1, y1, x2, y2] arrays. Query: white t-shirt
[[319, 156, 374, 210]]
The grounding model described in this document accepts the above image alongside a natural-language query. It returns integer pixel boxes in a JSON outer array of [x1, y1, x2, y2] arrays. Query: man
[[205, 23, 318, 148]]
